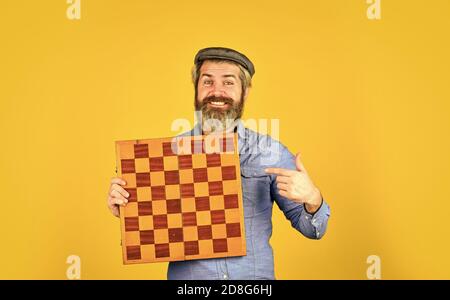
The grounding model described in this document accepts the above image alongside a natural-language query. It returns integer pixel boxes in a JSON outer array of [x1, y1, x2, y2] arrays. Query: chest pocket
[[240, 167, 272, 217]]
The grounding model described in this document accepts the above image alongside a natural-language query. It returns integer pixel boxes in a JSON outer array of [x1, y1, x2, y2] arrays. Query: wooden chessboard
[[115, 133, 246, 264]]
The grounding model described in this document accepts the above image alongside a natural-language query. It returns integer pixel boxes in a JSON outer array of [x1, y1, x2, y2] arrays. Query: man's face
[[195, 61, 248, 132]]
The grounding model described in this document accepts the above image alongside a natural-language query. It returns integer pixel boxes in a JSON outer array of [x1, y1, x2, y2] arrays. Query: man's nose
[[211, 86, 225, 97]]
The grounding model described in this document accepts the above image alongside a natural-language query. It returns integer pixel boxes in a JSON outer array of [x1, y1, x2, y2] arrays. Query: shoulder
[[240, 127, 293, 167]]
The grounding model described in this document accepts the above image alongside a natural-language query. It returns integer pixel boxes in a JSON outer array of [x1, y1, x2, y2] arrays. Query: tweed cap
[[194, 47, 255, 77]]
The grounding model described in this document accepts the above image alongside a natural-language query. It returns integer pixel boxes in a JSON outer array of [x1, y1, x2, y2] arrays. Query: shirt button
[[223, 274, 228, 279]]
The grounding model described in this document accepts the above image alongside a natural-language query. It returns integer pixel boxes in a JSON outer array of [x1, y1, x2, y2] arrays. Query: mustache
[[201, 95, 234, 105]]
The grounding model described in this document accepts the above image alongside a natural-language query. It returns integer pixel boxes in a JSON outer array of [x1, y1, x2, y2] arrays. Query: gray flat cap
[[194, 47, 255, 77]]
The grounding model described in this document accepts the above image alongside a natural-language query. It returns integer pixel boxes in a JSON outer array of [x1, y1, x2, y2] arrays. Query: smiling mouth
[[207, 101, 230, 108]]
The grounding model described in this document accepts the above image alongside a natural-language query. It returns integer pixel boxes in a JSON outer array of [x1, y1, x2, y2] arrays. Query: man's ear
[[243, 87, 251, 101]]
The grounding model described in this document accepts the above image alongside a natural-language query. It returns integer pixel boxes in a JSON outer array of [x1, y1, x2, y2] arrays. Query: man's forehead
[[200, 61, 240, 76]]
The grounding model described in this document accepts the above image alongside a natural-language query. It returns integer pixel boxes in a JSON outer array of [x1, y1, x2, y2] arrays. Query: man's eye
[[224, 81, 234, 85], [203, 80, 212, 85]]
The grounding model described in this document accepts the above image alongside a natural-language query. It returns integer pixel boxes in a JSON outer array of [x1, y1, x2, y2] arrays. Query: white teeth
[[211, 101, 225, 105]]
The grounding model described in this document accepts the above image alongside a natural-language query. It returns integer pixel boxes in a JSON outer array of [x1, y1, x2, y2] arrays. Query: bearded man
[[107, 47, 331, 280]]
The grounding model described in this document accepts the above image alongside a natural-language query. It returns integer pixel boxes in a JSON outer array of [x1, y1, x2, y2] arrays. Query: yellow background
[[1, 0, 449, 279]]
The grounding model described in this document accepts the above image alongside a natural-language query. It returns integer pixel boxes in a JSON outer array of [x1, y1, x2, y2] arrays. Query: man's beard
[[194, 94, 245, 133]]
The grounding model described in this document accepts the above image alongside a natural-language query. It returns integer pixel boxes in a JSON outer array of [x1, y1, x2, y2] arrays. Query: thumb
[[295, 152, 307, 172]]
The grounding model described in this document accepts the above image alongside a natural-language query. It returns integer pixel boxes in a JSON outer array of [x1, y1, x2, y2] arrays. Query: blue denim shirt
[[167, 121, 331, 279]]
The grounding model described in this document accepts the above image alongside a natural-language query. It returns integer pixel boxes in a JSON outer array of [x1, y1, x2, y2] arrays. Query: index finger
[[264, 168, 295, 176], [111, 177, 126, 186]]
